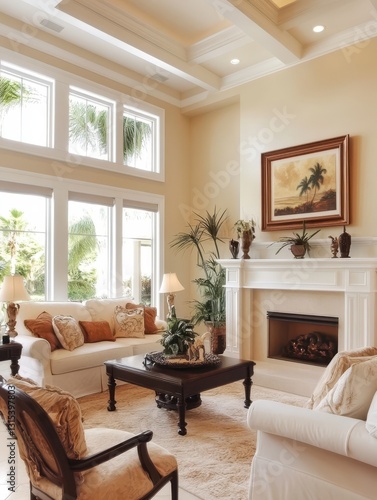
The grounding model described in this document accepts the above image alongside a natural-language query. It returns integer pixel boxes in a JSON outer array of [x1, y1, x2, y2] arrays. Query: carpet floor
[[78, 383, 307, 500]]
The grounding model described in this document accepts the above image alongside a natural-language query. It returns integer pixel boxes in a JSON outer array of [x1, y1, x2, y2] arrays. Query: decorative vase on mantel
[[229, 239, 240, 259], [241, 230, 252, 259], [338, 226, 351, 258]]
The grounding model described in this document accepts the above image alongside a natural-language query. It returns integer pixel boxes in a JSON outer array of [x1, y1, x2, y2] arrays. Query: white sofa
[[247, 348, 377, 500], [14, 299, 166, 398]]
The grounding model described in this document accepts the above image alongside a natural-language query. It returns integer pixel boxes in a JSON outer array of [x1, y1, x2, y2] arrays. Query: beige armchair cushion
[[32, 428, 178, 500]]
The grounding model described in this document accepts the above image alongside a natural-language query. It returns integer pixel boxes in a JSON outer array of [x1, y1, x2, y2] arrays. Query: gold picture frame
[[261, 135, 349, 231]]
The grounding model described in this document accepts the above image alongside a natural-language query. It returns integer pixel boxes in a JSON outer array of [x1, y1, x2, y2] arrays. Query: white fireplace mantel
[[218, 258, 377, 358]]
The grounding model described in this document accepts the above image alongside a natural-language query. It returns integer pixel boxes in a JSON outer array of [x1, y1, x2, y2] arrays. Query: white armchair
[[247, 348, 377, 500]]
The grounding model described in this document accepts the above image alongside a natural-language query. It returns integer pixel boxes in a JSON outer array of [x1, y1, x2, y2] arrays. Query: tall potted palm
[[170, 208, 228, 354]]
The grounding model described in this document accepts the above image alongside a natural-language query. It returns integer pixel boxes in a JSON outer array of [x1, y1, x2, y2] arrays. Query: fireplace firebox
[[268, 311, 338, 366]]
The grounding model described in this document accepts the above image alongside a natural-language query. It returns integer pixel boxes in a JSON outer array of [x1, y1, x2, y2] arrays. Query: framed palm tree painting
[[261, 135, 349, 231]]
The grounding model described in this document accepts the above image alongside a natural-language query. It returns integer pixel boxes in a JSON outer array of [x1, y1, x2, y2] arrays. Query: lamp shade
[[159, 273, 184, 294], [0, 275, 31, 302]]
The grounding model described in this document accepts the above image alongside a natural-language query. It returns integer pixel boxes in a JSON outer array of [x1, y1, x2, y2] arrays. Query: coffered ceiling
[[0, 0, 376, 110]]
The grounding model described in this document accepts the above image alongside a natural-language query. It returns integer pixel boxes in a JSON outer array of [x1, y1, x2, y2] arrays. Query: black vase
[[339, 226, 351, 258], [229, 239, 240, 259]]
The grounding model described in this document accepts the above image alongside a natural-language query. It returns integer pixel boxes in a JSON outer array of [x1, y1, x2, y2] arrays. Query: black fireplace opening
[[267, 311, 338, 366]]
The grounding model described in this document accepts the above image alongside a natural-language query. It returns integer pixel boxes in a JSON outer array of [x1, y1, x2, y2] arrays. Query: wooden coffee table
[[105, 354, 255, 435]]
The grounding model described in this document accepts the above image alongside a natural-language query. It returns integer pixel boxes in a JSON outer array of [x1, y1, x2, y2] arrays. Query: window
[[122, 206, 156, 305], [0, 183, 51, 300], [0, 173, 163, 307], [0, 63, 53, 147], [123, 104, 162, 175], [68, 194, 113, 300], [0, 58, 165, 181], [69, 87, 113, 161]]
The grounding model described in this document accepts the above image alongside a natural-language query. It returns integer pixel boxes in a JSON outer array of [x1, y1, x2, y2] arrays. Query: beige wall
[[190, 38, 377, 246]]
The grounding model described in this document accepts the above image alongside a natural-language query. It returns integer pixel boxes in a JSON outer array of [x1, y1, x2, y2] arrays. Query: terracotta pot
[[290, 244, 306, 259], [205, 322, 226, 355]]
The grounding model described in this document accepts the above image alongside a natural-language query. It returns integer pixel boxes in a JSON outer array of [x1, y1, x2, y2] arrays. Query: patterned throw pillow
[[24, 311, 61, 351], [113, 305, 145, 338], [79, 321, 115, 342], [52, 315, 84, 351], [126, 303, 158, 334]]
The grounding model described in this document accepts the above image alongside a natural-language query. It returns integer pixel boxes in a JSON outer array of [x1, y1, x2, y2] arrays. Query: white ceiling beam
[[188, 25, 251, 64], [57, 0, 222, 92], [221, 0, 302, 63]]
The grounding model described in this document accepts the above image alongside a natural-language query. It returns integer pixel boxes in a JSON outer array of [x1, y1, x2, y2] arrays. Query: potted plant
[[160, 315, 197, 356], [233, 219, 256, 259], [170, 208, 228, 354], [273, 221, 320, 258]]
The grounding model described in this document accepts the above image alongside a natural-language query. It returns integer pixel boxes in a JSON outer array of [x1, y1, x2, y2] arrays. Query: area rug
[[78, 383, 307, 500]]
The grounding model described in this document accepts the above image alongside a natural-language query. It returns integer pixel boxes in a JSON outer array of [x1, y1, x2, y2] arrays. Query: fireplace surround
[[218, 257, 377, 395]]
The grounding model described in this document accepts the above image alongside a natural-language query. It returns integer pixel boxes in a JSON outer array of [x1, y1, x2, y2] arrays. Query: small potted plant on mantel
[[273, 221, 320, 259]]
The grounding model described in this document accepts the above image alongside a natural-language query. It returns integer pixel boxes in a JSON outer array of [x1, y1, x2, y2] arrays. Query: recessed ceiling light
[[313, 25, 325, 33], [230, 58, 240, 65]]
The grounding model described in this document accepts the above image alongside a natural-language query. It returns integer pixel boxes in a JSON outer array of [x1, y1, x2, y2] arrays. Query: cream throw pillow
[[113, 305, 145, 338], [366, 391, 377, 437], [52, 315, 84, 351], [314, 356, 377, 419], [306, 347, 377, 409]]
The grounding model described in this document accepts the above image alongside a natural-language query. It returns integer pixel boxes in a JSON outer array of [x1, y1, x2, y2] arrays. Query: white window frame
[[0, 51, 165, 182], [0, 167, 165, 312], [0, 61, 54, 148], [69, 86, 115, 162], [121, 102, 164, 179]]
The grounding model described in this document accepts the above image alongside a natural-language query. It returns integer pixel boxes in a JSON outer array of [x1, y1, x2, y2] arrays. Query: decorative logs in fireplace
[[283, 331, 337, 364]]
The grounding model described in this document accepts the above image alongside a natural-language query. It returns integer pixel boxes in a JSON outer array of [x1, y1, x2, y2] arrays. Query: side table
[[0, 341, 23, 376]]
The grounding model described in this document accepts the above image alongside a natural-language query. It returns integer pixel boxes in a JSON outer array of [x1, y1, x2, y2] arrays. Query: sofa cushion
[[114, 305, 145, 338], [84, 298, 135, 334], [306, 347, 377, 409], [52, 315, 85, 351], [6, 375, 87, 460], [48, 336, 162, 375], [314, 356, 377, 419], [24, 311, 61, 351], [79, 321, 115, 343], [366, 391, 377, 438], [126, 303, 159, 334]]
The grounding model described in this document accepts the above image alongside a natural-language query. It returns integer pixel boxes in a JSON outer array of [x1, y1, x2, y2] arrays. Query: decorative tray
[[144, 351, 220, 369]]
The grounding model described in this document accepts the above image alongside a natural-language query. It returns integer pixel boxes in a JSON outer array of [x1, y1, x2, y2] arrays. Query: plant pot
[[205, 322, 226, 355], [290, 244, 306, 259]]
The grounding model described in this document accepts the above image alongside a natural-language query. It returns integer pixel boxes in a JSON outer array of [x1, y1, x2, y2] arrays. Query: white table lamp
[[159, 273, 184, 319], [0, 275, 31, 338]]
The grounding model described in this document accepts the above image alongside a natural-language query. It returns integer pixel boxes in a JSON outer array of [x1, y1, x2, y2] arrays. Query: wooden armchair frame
[[0, 377, 178, 500]]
